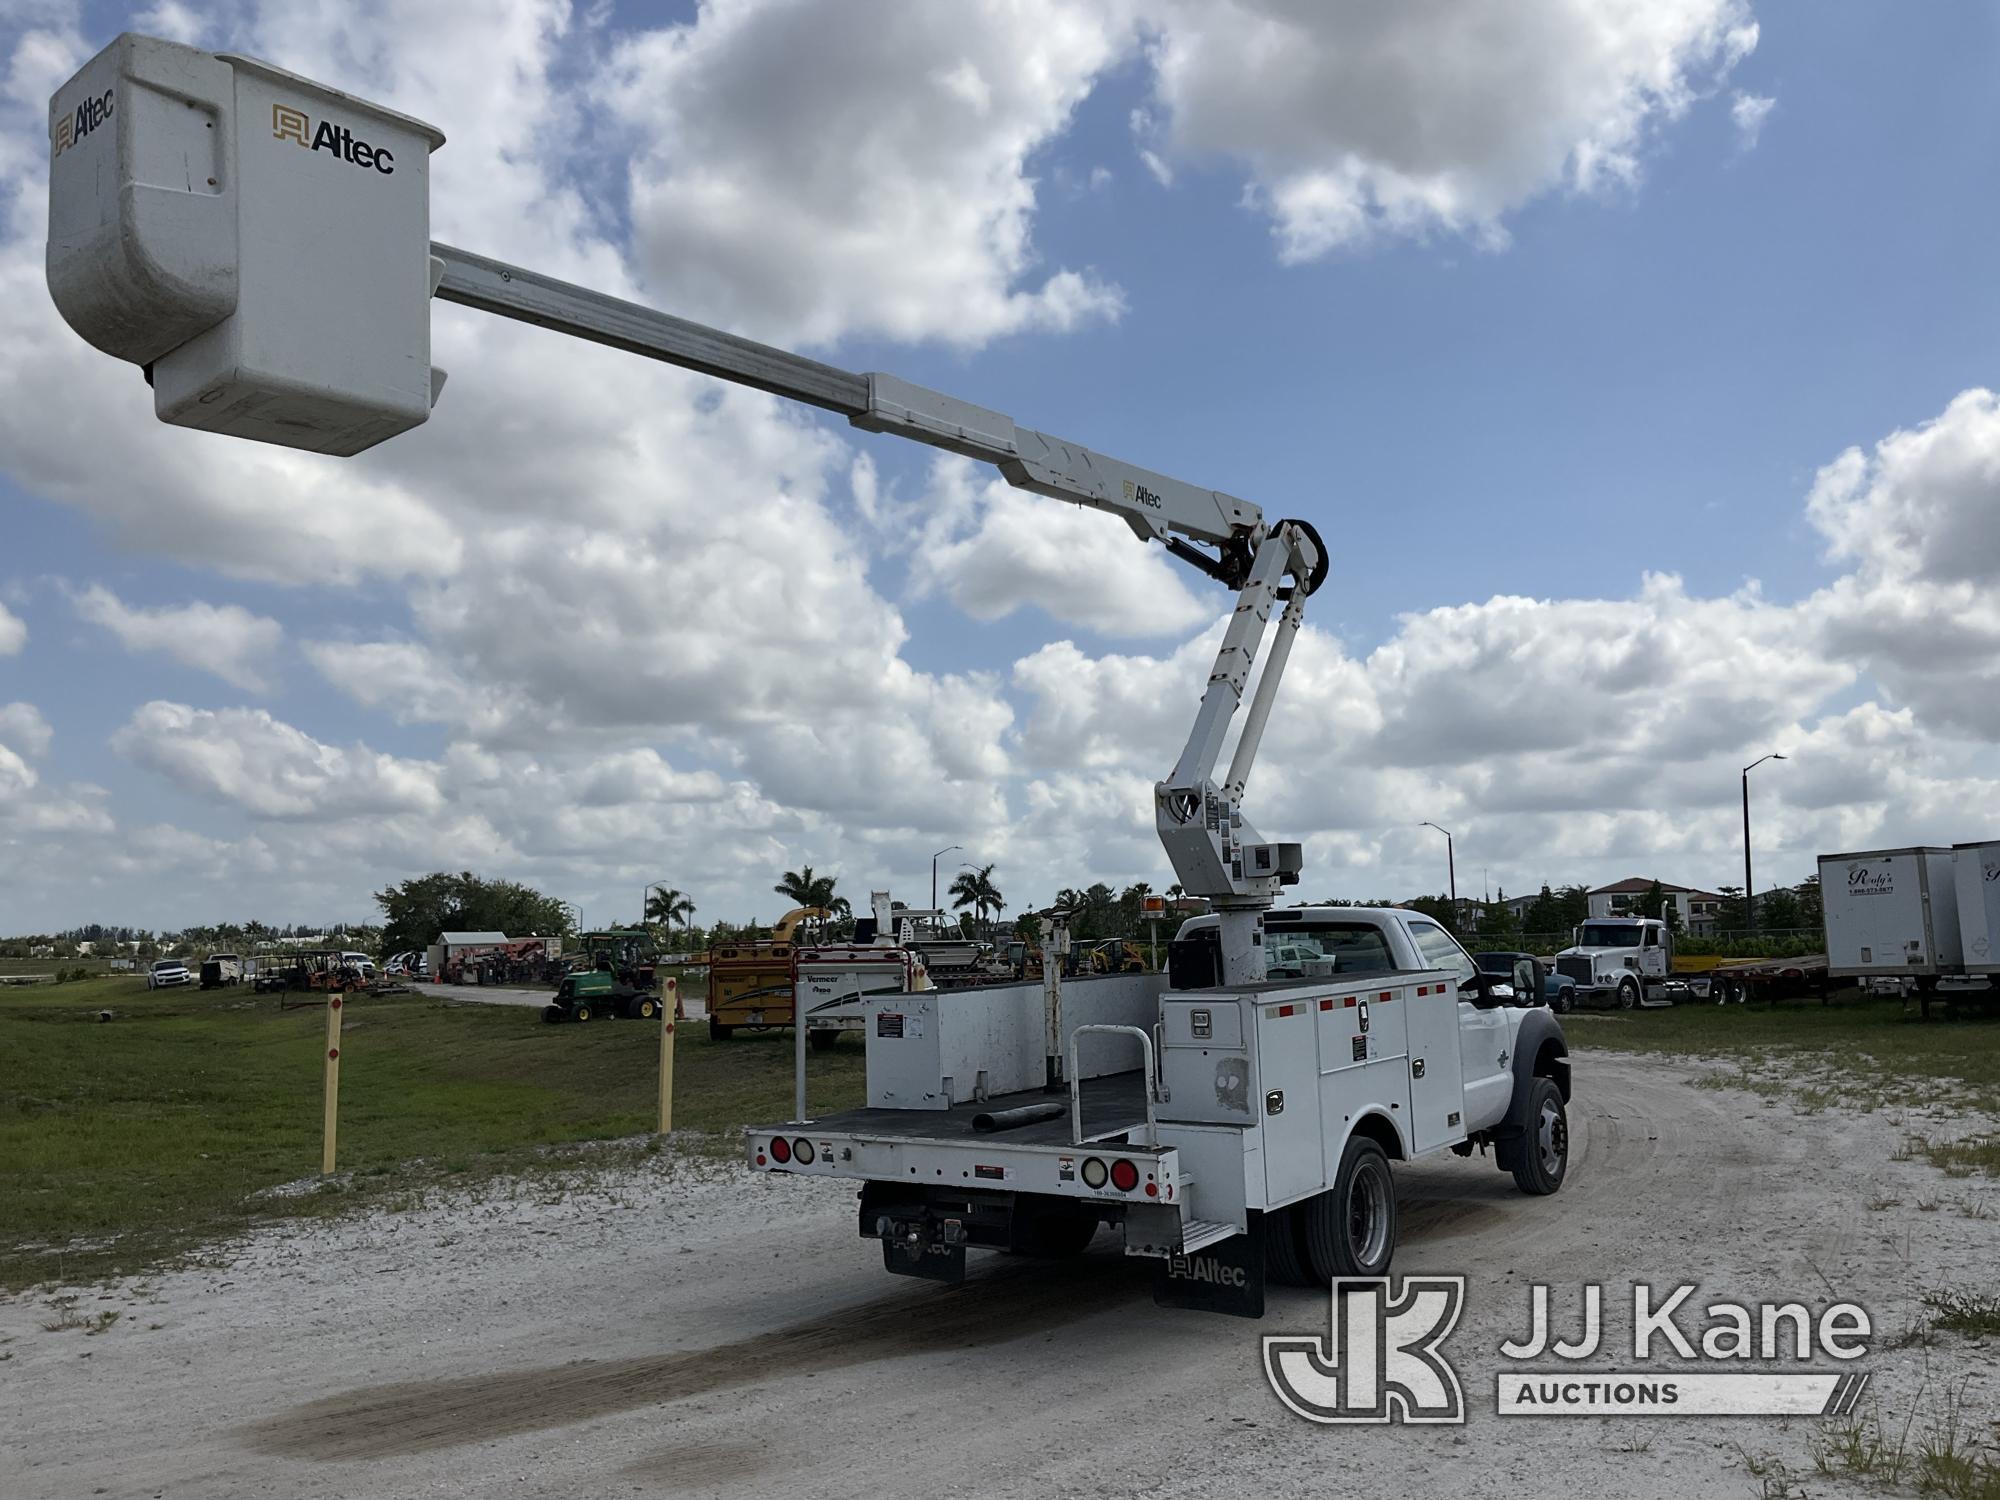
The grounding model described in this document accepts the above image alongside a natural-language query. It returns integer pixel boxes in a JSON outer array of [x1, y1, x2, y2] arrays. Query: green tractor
[[542, 968, 663, 1024]]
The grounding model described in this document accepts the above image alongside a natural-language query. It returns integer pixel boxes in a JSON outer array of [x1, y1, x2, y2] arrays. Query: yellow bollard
[[322, 994, 344, 1175], [657, 977, 677, 1135]]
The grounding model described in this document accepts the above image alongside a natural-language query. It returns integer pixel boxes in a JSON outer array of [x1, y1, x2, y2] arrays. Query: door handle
[[1411, 1058, 1426, 1079]]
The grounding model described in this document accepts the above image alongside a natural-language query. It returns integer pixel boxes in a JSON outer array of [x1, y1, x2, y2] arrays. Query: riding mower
[[541, 968, 662, 1023]]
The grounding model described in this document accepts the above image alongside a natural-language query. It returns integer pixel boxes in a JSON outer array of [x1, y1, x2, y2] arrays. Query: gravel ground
[[3, 1050, 1994, 1499]]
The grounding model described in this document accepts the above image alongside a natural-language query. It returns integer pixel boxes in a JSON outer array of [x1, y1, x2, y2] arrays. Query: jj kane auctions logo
[[51, 88, 113, 158], [273, 103, 397, 174]]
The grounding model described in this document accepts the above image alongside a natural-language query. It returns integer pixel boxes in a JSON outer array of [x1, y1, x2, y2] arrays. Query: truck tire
[[1550, 985, 1573, 1015], [708, 1016, 733, 1041], [1301, 1137, 1396, 1282], [808, 1029, 839, 1052], [1511, 1077, 1568, 1196], [1616, 977, 1639, 1010], [1263, 1204, 1315, 1287]]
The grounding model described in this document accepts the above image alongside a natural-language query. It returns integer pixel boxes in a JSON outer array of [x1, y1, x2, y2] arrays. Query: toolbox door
[[1254, 1000, 1323, 1205]]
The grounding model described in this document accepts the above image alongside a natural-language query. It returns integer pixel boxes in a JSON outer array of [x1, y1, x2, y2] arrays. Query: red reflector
[[1379, 991, 1392, 1002], [769, 1137, 791, 1164], [1278, 1004, 1295, 1017], [1109, 1158, 1140, 1192], [1318, 998, 1333, 1011], [755, 1154, 767, 1166], [1144, 1181, 1158, 1197], [1345, 996, 1356, 1007]]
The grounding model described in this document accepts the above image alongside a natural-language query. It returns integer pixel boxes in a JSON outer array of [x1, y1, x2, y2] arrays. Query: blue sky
[[4, 0, 1999, 933]]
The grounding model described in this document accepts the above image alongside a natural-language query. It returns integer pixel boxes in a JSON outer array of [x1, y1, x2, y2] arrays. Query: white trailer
[[1953, 840, 2000, 979], [42, 34, 1573, 1319], [1819, 847, 1963, 982]]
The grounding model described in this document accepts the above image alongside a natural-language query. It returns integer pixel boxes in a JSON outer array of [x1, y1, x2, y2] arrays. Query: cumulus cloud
[[608, 0, 1129, 347], [1731, 91, 1775, 149], [1142, 0, 1759, 259], [71, 585, 284, 691], [0, 701, 52, 758], [0, 600, 23, 656], [112, 702, 446, 820]]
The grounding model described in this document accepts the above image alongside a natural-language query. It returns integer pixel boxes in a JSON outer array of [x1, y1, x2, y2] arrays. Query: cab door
[[1407, 919, 1512, 1136], [1639, 922, 1669, 984]]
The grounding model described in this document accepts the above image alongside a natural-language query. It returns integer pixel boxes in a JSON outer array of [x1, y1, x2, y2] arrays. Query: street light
[[1420, 822, 1457, 914], [1741, 753, 1787, 936], [930, 845, 962, 911]]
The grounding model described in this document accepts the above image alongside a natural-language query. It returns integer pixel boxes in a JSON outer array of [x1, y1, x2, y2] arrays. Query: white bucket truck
[[43, 35, 1573, 1319]]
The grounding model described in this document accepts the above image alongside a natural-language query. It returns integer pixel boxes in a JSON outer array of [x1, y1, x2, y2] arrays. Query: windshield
[[1262, 923, 1396, 978], [1578, 922, 1644, 948]]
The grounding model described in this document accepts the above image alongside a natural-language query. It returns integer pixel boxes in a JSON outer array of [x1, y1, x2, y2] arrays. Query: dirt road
[[4, 1052, 1993, 1498]]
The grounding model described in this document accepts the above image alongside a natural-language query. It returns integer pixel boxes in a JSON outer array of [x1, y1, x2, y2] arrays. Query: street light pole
[[1741, 753, 1787, 936], [930, 845, 962, 911], [1421, 822, 1456, 919]]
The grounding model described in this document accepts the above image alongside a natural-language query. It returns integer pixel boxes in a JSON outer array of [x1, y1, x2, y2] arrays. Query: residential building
[[1587, 878, 1727, 934]]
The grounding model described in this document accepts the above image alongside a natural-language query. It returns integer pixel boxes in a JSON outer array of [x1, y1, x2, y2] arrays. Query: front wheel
[[1616, 977, 1639, 1010], [1511, 1077, 1569, 1195], [1550, 986, 1572, 1015], [1301, 1136, 1396, 1282]]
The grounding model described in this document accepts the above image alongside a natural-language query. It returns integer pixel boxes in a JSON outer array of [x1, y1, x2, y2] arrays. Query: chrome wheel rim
[[1346, 1162, 1391, 1267], [1537, 1100, 1567, 1177]]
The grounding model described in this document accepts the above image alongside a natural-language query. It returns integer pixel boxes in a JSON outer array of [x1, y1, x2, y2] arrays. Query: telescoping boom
[[45, 33, 1323, 985]]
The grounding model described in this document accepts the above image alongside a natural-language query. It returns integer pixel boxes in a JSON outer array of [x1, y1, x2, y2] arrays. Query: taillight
[[792, 1137, 816, 1165], [1109, 1158, 1140, 1192], [769, 1137, 791, 1164], [1080, 1157, 1109, 1189]]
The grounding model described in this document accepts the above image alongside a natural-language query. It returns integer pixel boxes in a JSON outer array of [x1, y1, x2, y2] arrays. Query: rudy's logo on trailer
[[272, 103, 396, 174], [51, 88, 113, 158]]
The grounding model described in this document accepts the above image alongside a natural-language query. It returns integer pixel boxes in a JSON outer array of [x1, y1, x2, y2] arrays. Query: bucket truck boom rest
[[45, 34, 1572, 1316]]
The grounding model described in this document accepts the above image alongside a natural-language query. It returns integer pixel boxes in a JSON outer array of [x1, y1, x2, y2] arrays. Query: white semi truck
[[1552, 916, 1687, 1008], [43, 34, 1572, 1319]]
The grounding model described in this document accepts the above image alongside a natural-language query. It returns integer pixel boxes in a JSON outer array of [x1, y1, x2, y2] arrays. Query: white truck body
[[1819, 847, 1963, 978], [793, 945, 925, 1040], [749, 907, 1569, 1316], [1553, 916, 1684, 1007], [1952, 841, 2000, 978]]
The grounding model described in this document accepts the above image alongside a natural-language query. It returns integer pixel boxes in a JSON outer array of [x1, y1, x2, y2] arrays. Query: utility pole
[[930, 845, 962, 912], [1421, 822, 1456, 925], [1741, 753, 1786, 936]]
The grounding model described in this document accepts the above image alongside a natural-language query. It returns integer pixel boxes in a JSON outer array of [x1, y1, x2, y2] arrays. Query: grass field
[[0, 974, 859, 1291]]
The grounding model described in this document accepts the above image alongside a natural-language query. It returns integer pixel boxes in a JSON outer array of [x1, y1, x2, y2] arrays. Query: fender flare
[[1341, 1104, 1411, 1162]]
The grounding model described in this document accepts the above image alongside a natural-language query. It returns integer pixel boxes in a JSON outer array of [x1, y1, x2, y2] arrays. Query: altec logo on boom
[[272, 103, 396, 174], [51, 88, 113, 158]]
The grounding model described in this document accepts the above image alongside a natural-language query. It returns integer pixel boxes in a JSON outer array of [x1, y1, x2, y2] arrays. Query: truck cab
[[1554, 916, 1676, 1008]]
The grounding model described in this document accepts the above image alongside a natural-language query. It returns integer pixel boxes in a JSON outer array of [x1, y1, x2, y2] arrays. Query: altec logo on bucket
[[272, 103, 396, 174], [51, 88, 113, 158]]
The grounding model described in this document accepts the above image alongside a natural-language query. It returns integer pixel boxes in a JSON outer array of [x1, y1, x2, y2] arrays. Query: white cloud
[[903, 457, 1216, 638], [113, 702, 446, 820], [0, 600, 23, 656], [71, 585, 284, 691], [1142, 0, 1758, 260], [1731, 91, 1775, 149], [0, 701, 52, 758], [609, 0, 1129, 347]]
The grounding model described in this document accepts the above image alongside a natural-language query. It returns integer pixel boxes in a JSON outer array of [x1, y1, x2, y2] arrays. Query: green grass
[[0, 976, 860, 1290], [1564, 994, 2000, 1113]]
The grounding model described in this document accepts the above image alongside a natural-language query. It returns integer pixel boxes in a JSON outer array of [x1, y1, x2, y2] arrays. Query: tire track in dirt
[[242, 1251, 1147, 1461]]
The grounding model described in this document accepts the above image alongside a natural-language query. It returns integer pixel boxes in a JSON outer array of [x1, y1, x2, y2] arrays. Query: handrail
[[1066, 1024, 1160, 1149]]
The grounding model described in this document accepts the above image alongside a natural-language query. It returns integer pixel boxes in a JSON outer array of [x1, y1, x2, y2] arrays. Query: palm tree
[[949, 864, 1005, 934], [775, 866, 848, 922], [645, 886, 695, 933]]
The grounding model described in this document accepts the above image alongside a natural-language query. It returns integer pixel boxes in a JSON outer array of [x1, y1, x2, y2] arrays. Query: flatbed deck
[[796, 1069, 1161, 1150]]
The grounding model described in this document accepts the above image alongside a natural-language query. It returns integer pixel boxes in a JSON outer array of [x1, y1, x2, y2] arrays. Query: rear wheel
[[573, 1003, 592, 1023], [708, 1016, 733, 1041], [1511, 1077, 1568, 1196], [1302, 1136, 1396, 1282], [1262, 1202, 1315, 1287], [632, 996, 658, 1020]]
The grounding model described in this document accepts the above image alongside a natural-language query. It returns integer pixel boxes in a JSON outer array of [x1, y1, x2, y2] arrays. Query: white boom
[[44, 35, 1324, 981]]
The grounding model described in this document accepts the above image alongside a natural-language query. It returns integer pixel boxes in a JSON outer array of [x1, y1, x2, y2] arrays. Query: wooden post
[[322, 995, 344, 1175], [658, 977, 677, 1135]]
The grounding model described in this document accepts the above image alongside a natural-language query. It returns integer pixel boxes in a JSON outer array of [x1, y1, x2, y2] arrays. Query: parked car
[[1473, 950, 1571, 1013], [147, 958, 191, 989], [339, 951, 377, 983]]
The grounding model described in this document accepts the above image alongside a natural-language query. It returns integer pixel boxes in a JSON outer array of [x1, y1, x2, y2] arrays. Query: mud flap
[[882, 1236, 965, 1282], [1151, 1215, 1265, 1318]]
